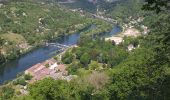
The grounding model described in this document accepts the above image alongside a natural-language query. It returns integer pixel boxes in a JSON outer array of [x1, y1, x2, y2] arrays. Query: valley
[[0, 0, 169, 100]]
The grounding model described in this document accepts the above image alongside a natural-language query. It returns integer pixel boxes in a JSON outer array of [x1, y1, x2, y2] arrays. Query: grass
[[1, 33, 26, 44]]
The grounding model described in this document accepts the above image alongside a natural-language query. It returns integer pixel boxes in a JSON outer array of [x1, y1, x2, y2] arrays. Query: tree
[[62, 51, 74, 64], [75, 49, 83, 59], [17, 78, 27, 86], [143, 0, 170, 13], [109, 47, 166, 99], [28, 78, 93, 100], [24, 74, 33, 80], [67, 62, 81, 74], [29, 78, 70, 100], [88, 61, 100, 70], [0, 86, 15, 100], [80, 53, 91, 66]]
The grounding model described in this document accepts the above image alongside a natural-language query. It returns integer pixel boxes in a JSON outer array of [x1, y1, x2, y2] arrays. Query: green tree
[[29, 78, 70, 100], [24, 74, 33, 80], [143, 0, 170, 13], [28, 78, 93, 100], [88, 61, 100, 70], [80, 53, 91, 66], [62, 51, 74, 64], [109, 47, 166, 99], [0, 86, 15, 100]]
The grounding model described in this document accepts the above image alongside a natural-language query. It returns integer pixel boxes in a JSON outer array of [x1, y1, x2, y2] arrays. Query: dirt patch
[[119, 28, 141, 37]]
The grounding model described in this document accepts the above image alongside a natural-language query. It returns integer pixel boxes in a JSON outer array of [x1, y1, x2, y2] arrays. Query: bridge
[[45, 43, 70, 49]]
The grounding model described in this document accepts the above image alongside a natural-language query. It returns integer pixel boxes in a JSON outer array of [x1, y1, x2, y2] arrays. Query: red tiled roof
[[25, 58, 67, 82], [25, 63, 42, 75], [33, 67, 54, 80], [25, 58, 57, 75], [34, 65, 46, 73], [33, 72, 46, 80], [42, 58, 57, 66]]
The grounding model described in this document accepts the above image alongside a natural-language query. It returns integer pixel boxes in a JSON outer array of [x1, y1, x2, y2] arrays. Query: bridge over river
[[45, 42, 72, 54], [0, 25, 121, 84], [46, 43, 70, 48]]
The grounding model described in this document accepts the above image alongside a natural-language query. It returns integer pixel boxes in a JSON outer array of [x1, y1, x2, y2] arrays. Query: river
[[0, 25, 121, 84]]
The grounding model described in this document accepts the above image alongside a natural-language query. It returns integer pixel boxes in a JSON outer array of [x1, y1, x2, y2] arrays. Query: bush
[[45, 64, 50, 68], [24, 74, 32, 80], [18, 78, 27, 86], [80, 53, 91, 66], [12, 80, 18, 85], [14, 78, 27, 86], [0, 86, 15, 100], [62, 51, 74, 64]]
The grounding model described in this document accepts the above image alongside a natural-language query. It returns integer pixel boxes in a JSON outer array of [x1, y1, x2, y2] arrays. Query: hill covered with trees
[[0, 0, 169, 100], [0, 0, 112, 64]]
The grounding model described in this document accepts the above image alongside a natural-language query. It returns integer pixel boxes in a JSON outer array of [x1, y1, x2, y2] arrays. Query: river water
[[0, 25, 121, 84]]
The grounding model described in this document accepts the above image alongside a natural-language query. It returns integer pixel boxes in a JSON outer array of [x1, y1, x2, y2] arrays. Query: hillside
[[57, 0, 145, 23], [0, 0, 169, 100], [0, 0, 112, 63]]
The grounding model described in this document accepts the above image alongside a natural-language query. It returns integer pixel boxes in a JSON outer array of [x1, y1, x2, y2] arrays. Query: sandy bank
[[105, 28, 141, 45], [119, 28, 141, 37]]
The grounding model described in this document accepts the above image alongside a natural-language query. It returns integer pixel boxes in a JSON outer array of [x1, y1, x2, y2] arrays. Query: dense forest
[[0, 0, 170, 100]]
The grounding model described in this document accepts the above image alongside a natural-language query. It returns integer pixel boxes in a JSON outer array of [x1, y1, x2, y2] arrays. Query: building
[[25, 58, 67, 82], [25, 63, 45, 76]]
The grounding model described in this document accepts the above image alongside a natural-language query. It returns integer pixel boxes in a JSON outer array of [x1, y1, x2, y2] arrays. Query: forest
[[0, 0, 170, 100]]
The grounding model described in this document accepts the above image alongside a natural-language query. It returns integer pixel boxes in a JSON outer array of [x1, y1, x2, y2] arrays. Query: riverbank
[[0, 25, 121, 84], [105, 28, 141, 45], [118, 28, 141, 37]]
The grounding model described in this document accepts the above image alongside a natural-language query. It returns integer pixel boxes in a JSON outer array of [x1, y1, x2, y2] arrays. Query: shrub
[[14, 78, 27, 86], [24, 74, 32, 80], [1, 86, 15, 100], [18, 78, 27, 86], [45, 64, 50, 68]]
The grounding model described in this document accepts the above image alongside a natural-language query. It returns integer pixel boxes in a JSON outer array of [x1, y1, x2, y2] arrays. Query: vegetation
[[105, 0, 145, 23], [0, 0, 170, 100], [24, 74, 32, 80], [0, 0, 112, 64], [0, 86, 15, 100], [21, 1, 169, 99], [20, 13, 169, 99]]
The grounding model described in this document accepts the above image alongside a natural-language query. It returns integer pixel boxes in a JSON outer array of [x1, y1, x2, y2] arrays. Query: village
[[11, 57, 75, 95], [25, 58, 73, 83]]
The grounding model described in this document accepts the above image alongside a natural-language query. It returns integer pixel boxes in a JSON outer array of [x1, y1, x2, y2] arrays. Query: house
[[25, 63, 45, 76], [25, 58, 68, 82], [33, 68, 52, 81]]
